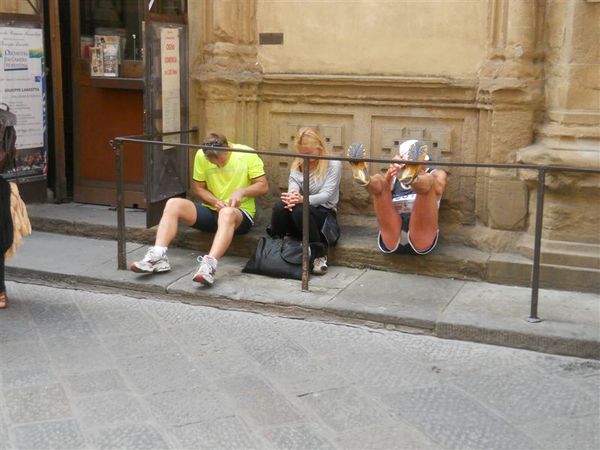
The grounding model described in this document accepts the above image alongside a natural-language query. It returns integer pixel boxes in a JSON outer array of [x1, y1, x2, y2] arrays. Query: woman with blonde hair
[[269, 127, 342, 274]]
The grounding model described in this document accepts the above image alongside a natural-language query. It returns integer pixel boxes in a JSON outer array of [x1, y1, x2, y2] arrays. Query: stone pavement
[[6, 230, 599, 360], [1, 282, 598, 450]]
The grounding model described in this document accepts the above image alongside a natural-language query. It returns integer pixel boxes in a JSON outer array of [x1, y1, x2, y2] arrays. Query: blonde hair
[[290, 127, 329, 180]]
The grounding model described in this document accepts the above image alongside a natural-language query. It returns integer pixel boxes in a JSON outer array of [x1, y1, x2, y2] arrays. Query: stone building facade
[[0, 0, 597, 288], [190, 0, 599, 284]]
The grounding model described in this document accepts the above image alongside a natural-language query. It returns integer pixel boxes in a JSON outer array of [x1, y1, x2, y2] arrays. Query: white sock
[[153, 246, 168, 257], [205, 255, 218, 268]]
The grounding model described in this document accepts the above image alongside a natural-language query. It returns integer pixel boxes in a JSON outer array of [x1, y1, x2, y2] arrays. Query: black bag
[[242, 236, 316, 280], [0, 103, 17, 174], [320, 212, 340, 247]]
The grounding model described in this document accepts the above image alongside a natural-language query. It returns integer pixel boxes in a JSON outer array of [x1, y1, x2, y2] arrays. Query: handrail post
[[301, 156, 310, 291], [528, 168, 546, 323], [112, 139, 127, 270]]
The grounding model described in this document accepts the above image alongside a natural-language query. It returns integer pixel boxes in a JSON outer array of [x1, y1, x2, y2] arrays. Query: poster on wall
[[0, 26, 45, 178], [160, 27, 180, 150]]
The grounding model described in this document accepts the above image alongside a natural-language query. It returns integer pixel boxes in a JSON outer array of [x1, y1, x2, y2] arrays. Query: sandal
[[0, 291, 7, 309]]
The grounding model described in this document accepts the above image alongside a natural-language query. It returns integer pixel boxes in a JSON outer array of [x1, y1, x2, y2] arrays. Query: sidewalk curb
[[8, 265, 599, 360], [436, 323, 600, 360], [7, 266, 434, 334]]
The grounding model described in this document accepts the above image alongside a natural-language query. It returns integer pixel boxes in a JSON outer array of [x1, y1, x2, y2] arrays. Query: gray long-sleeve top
[[288, 160, 342, 211]]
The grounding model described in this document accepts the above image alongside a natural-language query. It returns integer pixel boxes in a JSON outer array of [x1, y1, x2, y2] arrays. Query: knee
[[163, 198, 188, 217], [217, 207, 238, 226], [272, 200, 287, 214], [290, 204, 304, 221], [412, 173, 434, 195], [367, 174, 387, 196]]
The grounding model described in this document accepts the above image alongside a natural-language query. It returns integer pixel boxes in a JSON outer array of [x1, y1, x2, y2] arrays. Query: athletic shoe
[[398, 140, 429, 186], [312, 256, 328, 275], [193, 255, 217, 286], [129, 247, 171, 273], [347, 143, 370, 187]]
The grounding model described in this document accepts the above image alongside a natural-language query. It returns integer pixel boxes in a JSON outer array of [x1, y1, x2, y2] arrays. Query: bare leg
[[208, 207, 244, 260], [408, 170, 447, 251], [367, 174, 402, 251], [155, 198, 198, 247]]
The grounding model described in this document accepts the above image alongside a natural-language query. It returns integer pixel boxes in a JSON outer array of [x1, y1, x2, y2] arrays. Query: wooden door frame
[[70, 0, 145, 207]]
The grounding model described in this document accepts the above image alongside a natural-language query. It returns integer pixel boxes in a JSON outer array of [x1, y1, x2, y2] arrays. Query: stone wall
[[517, 0, 600, 261], [190, 0, 599, 262]]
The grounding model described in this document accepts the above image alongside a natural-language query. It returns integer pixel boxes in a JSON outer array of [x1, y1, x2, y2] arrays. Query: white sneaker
[[312, 256, 328, 275], [129, 247, 171, 273], [193, 255, 217, 286]]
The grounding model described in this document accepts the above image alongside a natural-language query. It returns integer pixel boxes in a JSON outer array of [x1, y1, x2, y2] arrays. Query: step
[[487, 252, 600, 293], [517, 238, 600, 270], [25, 202, 598, 293]]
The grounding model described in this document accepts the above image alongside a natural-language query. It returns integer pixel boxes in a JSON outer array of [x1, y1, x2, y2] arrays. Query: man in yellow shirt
[[130, 132, 269, 286]]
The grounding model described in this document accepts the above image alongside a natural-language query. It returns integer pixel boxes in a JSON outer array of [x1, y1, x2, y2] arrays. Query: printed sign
[[160, 27, 180, 149], [0, 26, 45, 177]]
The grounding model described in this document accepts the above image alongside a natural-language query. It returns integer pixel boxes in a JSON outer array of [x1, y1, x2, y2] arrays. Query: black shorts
[[377, 212, 439, 256], [191, 203, 254, 235]]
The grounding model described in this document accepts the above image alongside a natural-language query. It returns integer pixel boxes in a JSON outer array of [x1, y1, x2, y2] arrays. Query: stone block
[[0, 340, 50, 369], [454, 365, 600, 423], [215, 375, 302, 427], [540, 193, 600, 243], [13, 420, 86, 450], [487, 178, 528, 230], [144, 386, 231, 426], [527, 415, 600, 450], [381, 385, 538, 449], [116, 352, 204, 394], [261, 424, 335, 450], [1, 367, 57, 390], [169, 416, 262, 450], [89, 424, 168, 450], [298, 386, 395, 433], [74, 393, 148, 428], [5, 384, 72, 424], [63, 369, 127, 396], [490, 111, 534, 162]]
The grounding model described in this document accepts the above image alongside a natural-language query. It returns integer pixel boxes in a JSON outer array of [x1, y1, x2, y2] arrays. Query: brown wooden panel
[[78, 86, 144, 184], [74, 181, 145, 208]]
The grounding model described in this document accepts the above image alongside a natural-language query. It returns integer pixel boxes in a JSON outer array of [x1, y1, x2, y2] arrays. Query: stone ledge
[[487, 253, 600, 293], [26, 203, 599, 293]]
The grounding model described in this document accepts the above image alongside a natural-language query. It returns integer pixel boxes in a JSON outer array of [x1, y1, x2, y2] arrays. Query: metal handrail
[[111, 133, 600, 322]]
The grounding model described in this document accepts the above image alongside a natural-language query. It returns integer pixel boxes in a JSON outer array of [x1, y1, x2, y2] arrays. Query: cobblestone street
[[1, 282, 598, 450]]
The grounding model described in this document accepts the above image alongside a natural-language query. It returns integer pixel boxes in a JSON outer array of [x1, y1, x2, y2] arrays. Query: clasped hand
[[281, 191, 303, 211]]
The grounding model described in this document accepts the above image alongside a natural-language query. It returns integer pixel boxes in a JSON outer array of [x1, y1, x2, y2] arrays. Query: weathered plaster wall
[[257, 0, 488, 77]]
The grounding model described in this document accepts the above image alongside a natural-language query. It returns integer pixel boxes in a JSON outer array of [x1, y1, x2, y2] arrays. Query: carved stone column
[[517, 0, 600, 250], [191, 0, 262, 145], [476, 0, 544, 230]]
